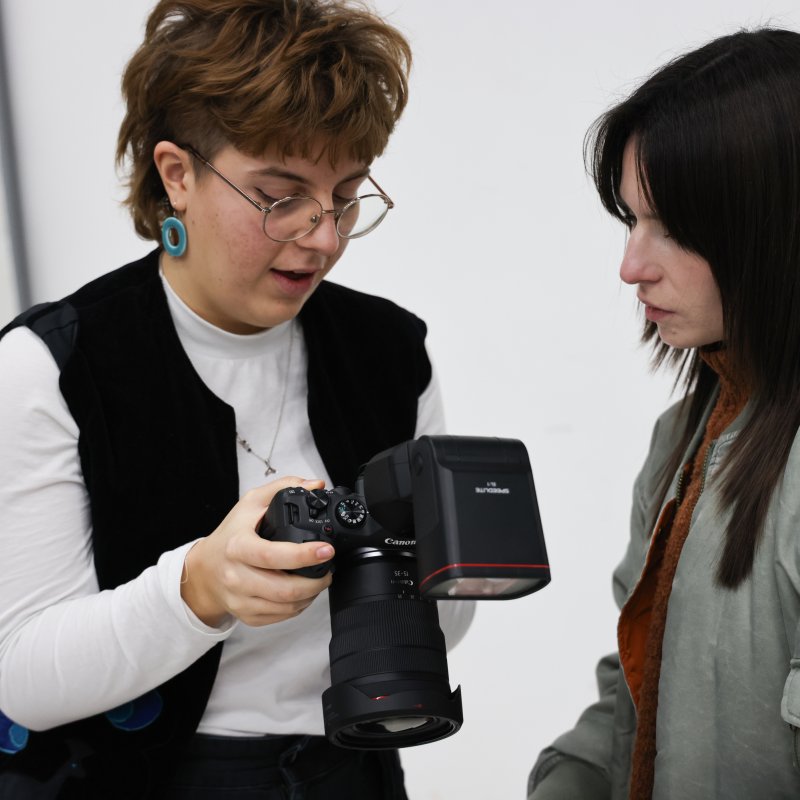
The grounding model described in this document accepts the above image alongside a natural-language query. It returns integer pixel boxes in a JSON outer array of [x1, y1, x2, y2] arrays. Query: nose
[[619, 229, 658, 286], [297, 210, 341, 257]]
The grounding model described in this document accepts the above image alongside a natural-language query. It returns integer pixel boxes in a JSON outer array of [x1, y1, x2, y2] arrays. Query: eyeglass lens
[[264, 194, 390, 241]]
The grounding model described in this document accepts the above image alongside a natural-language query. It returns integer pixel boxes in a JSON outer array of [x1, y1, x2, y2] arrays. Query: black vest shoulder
[[0, 248, 430, 796]]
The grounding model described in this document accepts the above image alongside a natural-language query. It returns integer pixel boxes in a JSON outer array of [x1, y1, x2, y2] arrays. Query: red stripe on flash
[[419, 563, 550, 590]]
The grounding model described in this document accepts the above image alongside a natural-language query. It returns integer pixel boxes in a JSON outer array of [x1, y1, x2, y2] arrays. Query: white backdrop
[[0, 163, 15, 323], [3, 1, 799, 798]]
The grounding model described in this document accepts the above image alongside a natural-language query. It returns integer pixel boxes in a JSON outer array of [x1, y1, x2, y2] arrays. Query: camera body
[[258, 485, 407, 580], [258, 435, 550, 750]]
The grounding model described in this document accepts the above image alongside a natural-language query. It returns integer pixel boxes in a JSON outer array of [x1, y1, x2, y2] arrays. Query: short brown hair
[[116, 0, 412, 240]]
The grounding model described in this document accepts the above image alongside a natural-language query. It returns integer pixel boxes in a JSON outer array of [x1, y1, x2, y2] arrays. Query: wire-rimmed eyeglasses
[[183, 145, 394, 243]]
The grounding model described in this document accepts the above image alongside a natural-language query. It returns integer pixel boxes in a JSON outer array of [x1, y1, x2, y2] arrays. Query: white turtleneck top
[[0, 273, 474, 735]]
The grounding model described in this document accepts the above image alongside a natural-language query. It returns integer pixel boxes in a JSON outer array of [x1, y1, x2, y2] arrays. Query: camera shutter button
[[306, 490, 329, 518]]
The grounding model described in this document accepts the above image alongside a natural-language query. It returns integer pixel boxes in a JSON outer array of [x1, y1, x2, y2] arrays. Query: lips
[[274, 268, 315, 281], [635, 294, 672, 322], [270, 268, 319, 297], [643, 303, 674, 322]]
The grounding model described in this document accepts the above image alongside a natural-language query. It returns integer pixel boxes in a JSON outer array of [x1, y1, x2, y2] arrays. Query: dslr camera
[[258, 435, 549, 749]]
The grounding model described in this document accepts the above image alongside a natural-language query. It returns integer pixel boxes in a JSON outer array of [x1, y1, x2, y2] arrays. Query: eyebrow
[[248, 166, 371, 184], [616, 193, 659, 221]]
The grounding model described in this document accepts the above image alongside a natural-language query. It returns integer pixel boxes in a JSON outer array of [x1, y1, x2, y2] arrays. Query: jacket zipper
[[675, 440, 716, 507], [698, 441, 715, 495]]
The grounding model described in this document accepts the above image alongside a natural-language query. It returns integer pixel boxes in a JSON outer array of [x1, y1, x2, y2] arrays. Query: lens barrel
[[322, 550, 463, 749]]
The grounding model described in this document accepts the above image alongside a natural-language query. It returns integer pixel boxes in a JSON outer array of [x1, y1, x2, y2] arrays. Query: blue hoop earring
[[161, 215, 187, 257]]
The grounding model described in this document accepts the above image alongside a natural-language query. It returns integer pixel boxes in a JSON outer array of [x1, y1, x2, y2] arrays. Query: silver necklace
[[236, 322, 295, 477]]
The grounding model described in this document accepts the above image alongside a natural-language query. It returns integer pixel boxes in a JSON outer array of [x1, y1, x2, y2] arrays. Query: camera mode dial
[[335, 498, 367, 528]]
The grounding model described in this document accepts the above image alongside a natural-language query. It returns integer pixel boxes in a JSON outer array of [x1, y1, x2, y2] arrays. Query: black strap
[[1, 301, 78, 370]]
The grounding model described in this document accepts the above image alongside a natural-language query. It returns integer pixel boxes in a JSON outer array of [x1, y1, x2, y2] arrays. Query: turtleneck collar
[[159, 266, 294, 361], [699, 346, 749, 416]]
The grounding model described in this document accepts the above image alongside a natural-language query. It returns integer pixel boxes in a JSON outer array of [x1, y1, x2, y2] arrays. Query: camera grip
[[257, 487, 335, 579]]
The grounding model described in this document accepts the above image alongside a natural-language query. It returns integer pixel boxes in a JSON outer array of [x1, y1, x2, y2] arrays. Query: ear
[[153, 141, 193, 212]]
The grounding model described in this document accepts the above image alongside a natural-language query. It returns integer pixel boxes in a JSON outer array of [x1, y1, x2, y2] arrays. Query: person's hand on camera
[[180, 477, 334, 627]]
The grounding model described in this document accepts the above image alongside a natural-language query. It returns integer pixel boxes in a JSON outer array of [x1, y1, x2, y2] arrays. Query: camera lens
[[322, 549, 462, 749], [368, 717, 429, 733]]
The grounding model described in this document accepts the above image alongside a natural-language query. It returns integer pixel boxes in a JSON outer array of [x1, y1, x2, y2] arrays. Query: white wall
[[3, 1, 799, 798], [0, 165, 16, 323]]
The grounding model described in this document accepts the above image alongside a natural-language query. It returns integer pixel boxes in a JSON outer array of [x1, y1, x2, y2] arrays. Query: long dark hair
[[587, 28, 800, 587]]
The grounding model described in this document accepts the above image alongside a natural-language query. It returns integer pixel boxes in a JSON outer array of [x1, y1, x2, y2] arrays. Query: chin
[[656, 324, 721, 350], [656, 331, 684, 349], [659, 335, 721, 350], [252, 302, 306, 331]]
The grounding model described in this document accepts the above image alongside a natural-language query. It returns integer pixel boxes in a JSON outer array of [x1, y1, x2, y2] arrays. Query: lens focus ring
[[328, 599, 448, 684]]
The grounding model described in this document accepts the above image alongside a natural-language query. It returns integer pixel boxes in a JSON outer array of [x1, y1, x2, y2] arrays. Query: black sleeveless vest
[[0, 248, 430, 798]]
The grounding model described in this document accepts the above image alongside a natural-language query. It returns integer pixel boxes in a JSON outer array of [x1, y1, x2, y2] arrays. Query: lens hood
[[322, 680, 462, 749]]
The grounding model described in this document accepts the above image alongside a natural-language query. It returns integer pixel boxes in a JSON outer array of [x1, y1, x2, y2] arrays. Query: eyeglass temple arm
[[367, 175, 394, 207], [182, 145, 267, 213]]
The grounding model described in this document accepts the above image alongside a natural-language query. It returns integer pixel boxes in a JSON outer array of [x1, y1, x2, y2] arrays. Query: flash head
[[362, 436, 550, 600]]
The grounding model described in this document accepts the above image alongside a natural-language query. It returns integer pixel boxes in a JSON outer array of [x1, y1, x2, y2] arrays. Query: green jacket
[[529, 395, 800, 799]]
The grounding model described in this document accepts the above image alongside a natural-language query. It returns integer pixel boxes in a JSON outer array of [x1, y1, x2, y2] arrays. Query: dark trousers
[[162, 734, 409, 800]]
